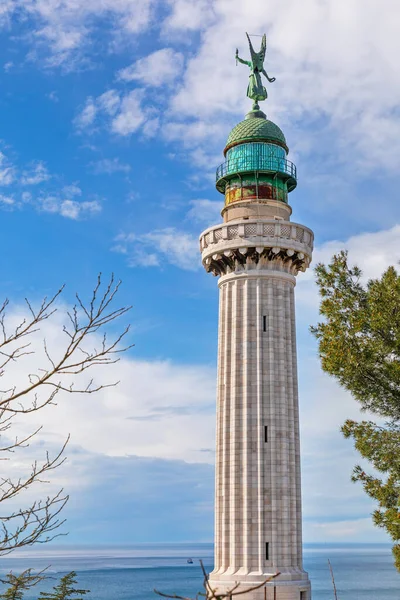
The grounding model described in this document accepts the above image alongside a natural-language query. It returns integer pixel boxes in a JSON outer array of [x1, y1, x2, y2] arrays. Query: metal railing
[[216, 155, 297, 182]]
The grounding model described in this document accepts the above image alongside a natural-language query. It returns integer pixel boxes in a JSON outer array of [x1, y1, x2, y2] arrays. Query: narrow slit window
[[264, 426, 268, 443], [265, 542, 269, 561], [300, 593, 307, 600], [263, 315, 267, 332]]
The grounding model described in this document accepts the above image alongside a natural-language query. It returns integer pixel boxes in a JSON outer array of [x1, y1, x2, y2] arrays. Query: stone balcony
[[199, 219, 314, 277]]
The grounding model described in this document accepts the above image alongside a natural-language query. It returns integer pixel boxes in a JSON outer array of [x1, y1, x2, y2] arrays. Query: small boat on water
[[187, 558, 194, 564]]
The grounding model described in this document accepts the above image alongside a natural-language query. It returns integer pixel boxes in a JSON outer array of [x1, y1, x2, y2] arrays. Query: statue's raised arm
[[236, 32, 275, 108], [235, 48, 251, 68]]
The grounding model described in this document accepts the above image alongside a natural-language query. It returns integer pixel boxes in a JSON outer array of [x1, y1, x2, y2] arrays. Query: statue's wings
[[246, 32, 266, 71], [246, 32, 257, 64], [259, 34, 267, 63]]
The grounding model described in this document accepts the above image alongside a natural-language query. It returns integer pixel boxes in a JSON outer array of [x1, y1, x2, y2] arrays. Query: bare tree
[[155, 561, 280, 600], [0, 274, 131, 556]]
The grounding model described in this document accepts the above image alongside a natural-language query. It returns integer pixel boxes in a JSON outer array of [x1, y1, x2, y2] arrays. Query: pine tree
[[38, 572, 89, 600], [0, 569, 46, 600], [312, 250, 400, 571]]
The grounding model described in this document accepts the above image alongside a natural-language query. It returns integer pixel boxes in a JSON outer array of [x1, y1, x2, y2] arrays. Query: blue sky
[[1, 0, 399, 547]]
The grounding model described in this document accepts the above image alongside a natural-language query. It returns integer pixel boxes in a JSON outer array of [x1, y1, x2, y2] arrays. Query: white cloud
[[74, 97, 98, 131], [118, 48, 184, 87], [0, 193, 15, 207], [0, 185, 98, 219], [2, 307, 216, 463], [113, 228, 200, 270], [40, 196, 102, 220], [47, 90, 59, 102], [187, 199, 222, 225], [0, 1, 14, 25], [18, 0, 155, 66], [126, 191, 140, 203], [304, 518, 389, 543], [162, 120, 226, 148], [91, 158, 131, 174], [160, 120, 226, 171], [60, 199, 101, 220], [97, 90, 121, 116], [75, 89, 156, 138], [314, 225, 400, 281], [0, 149, 101, 220], [297, 223, 400, 310], [110, 90, 148, 136], [21, 191, 31, 202], [62, 184, 82, 197], [162, 0, 216, 33], [0, 302, 217, 541], [0, 151, 15, 185], [21, 161, 50, 185], [141, 117, 160, 139]]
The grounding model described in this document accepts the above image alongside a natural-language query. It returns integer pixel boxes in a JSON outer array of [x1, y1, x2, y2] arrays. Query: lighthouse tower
[[199, 36, 313, 600]]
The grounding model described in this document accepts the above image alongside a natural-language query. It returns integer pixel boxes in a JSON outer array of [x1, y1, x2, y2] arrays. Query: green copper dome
[[225, 117, 288, 154]]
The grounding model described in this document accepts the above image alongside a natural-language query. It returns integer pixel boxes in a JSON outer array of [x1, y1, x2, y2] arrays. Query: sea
[[0, 543, 398, 599]]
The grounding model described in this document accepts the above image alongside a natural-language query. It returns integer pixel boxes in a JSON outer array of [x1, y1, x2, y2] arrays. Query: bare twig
[[328, 559, 338, 600]]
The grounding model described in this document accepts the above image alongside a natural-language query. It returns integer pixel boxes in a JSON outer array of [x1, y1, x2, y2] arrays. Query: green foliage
[[311, 251, 400, 419], [312, 251, 400, 571], [342, 420, 400, 570], [38, 572, 89, 600], [0, 570, 46, 600]]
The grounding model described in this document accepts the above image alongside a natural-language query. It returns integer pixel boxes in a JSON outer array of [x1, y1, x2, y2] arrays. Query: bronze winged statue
[[236, 33, 276, 107]]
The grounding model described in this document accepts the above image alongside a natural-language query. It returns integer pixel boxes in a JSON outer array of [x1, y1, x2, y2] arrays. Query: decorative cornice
[[199, 219, 313, 278]]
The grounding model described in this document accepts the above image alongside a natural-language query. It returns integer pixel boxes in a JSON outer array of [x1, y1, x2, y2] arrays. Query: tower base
[[208, 572, 311, 600]]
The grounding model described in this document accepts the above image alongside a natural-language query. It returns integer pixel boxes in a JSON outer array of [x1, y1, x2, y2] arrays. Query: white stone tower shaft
[[200, 218, 313, 599], [216, 273, 302, 572]]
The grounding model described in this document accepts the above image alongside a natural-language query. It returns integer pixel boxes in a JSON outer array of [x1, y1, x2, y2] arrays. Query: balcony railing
[[216, 155, 297, 187]]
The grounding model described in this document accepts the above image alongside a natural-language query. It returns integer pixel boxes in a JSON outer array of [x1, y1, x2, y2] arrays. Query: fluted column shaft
[[212, 269, 307, 596], [200, 217, 313, 600]]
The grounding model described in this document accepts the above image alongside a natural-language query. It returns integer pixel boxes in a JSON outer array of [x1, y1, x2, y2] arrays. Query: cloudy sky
[[0, 0, 399, 547]]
